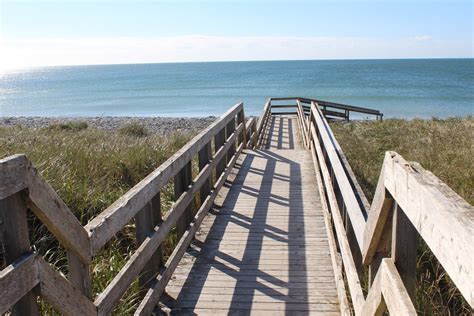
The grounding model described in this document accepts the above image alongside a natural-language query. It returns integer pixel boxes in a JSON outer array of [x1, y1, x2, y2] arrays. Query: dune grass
[[119, 122, 150, 137], [46, 121, 89, 132], [0, 123, 193, 314], [331, 116, 473, 315]]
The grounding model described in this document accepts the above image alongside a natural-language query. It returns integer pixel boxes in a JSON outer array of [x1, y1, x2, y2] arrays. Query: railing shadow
[[264, 116, 296, 150], [166, 146, 310, 314]]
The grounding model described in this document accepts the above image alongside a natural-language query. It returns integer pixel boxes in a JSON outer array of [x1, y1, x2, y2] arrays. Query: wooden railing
[[255, 97, 473, 314], [269, 96, 384, 121], [302, 101, 473, 315], [0, 103, 250, 315], [2, 97, 472, 315]]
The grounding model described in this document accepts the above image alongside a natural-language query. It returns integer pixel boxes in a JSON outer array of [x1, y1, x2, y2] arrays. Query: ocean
[[1, 59, 472, 118]]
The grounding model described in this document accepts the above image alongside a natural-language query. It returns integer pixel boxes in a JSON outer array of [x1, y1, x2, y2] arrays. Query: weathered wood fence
[[268, 97, 383, 121], [0, 103, 257, 315], [257, 97, 473, 315]]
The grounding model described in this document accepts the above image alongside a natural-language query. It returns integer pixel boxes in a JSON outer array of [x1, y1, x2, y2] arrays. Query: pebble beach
[[0, 116, 218, 134]]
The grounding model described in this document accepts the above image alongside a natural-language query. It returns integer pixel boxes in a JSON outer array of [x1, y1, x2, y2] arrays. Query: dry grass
[[0, 124, 193, 314], [119, 122, 150, 137], [331, 117, 473, 315]]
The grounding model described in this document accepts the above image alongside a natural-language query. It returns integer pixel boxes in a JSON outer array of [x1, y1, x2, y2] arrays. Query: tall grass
[[0, 124, 193, 314], [331, 117, 473, 315]]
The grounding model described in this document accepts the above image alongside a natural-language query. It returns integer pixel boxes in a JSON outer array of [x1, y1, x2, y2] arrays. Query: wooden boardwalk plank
[[161, 117, 340, 314]]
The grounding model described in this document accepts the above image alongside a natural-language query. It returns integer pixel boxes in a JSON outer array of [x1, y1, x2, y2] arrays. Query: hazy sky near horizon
[[1, 0, 473, 69]]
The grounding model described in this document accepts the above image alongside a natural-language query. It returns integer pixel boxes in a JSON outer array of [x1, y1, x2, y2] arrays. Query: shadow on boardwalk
[[162, 116, 339, 315]]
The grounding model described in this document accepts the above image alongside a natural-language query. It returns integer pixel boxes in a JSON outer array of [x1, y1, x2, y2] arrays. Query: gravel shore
[[0, 116, 218, 134]]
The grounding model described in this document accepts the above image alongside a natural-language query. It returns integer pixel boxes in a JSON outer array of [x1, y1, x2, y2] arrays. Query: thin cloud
[[1, 35, 472, 69]]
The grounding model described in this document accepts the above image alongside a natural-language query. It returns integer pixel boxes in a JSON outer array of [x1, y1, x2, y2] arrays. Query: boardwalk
[[2, 98, 471, 315], [164, 117, 339, 314]]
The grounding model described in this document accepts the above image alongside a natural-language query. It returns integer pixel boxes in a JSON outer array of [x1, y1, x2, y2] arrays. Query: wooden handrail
[[0, 103, 247, 315], [95, 122, 245, 314], [296, 99, 310, 148], [245, 117, 257, 148], [86, 103, 244, 254], [0, 154, 29, 200], [270, 96, 383, 118], [0, 253, 39, 314], [136, 140, 245, 315], [306, 100, 474, 314], [0, 155, 91, 263], [310, 103, 367, 250], [255, 99, 271, 148], [360, 258, 416, 315], [308, 110, 366, 313], [363, 152, 474, 307]]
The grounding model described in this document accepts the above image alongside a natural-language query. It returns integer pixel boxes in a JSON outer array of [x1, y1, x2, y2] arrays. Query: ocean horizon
[[1, 58, 473, 119]]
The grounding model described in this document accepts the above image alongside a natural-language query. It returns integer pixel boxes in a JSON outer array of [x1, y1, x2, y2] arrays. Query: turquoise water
[[1, 59, 472, 118]]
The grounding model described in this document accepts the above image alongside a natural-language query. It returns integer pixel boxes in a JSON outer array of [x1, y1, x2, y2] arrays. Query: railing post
[[174, 161, 194, 240], [215, 127, 226, 178], [226, 116, 236, 163], [391, 203, 417, 302], [198, 141, 212, 203], [245, 121, 253, 148], [0, 190, 39, 315], [67, 252, 92, 299], [306, 114, 310, 141], [369, 197, 395, 285], [135, 193, 163, 289], [237, 108, 247, 148]]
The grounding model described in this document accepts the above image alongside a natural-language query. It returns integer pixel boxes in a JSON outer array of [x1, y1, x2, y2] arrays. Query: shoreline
[[0, 116, 218, 134]]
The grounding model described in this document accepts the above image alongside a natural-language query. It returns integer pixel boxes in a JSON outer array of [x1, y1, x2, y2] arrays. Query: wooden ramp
[[164, 116, 340, 315], [2, 98, 473, 315]]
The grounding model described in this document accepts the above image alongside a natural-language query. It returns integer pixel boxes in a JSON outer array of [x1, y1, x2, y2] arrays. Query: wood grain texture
[[134, 193, 163, 289], [384, 153, 474, 307], [362, 160, 393, 265], [0, 154, 29, 200], [255, 99, 271, 148], [380, 258, 416, 315], [27, 169, 92, 263], [245, 117, 257, 148], [67, 251, 92, 298], [0, 253, 39, 315], [311, 104, 366, 251], [309, 139, 351, 315], [37, 256, 97, 316], [391, 204, 417, 301], [0, 191, 39, 315], [309, 122, 365, 314]]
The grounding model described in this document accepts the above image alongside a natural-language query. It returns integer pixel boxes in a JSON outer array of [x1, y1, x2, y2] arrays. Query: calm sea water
[[1, 59, 472, 118]]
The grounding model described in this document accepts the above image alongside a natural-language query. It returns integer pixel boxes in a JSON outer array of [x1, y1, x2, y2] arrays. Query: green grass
[[0, 124, 193, 314], [331, 117, 473, 315]]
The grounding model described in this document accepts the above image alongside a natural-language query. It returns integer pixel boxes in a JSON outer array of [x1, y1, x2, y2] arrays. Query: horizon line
[[5, 56, 473, 71]]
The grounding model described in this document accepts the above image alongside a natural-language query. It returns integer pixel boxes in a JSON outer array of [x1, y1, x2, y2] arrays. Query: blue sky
[[1, 0, 473, 68]]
